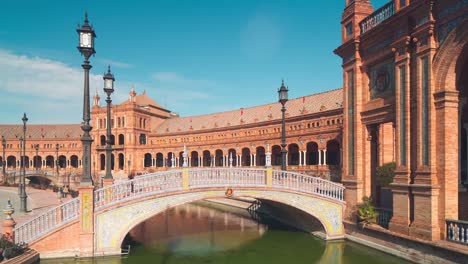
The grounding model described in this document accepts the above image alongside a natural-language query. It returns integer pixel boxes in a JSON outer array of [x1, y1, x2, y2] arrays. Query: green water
[[41, 201, 411, 264]]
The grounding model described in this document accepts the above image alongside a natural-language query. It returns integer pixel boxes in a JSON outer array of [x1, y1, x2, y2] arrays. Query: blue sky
[[0, 0, 388, 124]]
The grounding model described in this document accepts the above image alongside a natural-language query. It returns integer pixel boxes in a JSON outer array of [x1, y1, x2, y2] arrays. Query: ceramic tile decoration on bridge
[[10, 167, 345, 258]]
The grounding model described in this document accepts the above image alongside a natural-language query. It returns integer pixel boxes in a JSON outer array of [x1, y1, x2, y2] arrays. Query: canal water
[[41, 201, 411, 264]]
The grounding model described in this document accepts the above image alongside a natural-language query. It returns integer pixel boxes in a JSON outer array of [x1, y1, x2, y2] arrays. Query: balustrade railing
[[360, 0, 395, 34], [94, 170, 183, 210], [189, 168, 265, 188], [375, 207, 393, 229], [272, 170, 344, 201], [14, 198, 79, 244], [446, 219, 468, 245]]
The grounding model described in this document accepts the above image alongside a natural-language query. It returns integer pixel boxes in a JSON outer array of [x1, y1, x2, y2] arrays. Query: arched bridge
[[4, 170, 60, 185], [12, 167, 345, 258]]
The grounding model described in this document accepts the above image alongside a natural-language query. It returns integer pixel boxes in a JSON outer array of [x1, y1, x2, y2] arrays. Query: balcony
[[360, 0, 395, 34]]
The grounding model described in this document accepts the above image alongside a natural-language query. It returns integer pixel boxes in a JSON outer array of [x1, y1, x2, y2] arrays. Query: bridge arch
[[94, 189, 344, 255]]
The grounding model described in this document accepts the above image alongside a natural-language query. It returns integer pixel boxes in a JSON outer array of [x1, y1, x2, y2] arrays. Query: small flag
[[240, 108, 244, 116], [302, 96, 305, 103]]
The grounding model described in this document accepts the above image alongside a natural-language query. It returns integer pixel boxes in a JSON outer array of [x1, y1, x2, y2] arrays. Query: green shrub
[[357, 196, 379, 227], [376, 162, 396, 187]]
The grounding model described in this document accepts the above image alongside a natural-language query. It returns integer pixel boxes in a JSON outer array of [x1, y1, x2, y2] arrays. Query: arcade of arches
[[0, 0, 467, 244]]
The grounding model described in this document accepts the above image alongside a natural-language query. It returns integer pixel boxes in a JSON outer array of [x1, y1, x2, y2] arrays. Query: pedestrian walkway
[[0, 186, 69, 226]]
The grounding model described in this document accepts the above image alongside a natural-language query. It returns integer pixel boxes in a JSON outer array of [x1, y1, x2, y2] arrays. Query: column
[[318, 150, 322, 165], [253, 154, 256, 166], [239, 155, 242, 166], [464, 124, 468, 186], [323, 149, 327, 165]]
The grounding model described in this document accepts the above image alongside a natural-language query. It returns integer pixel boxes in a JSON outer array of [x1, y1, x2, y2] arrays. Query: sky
[[0, 0, 388, 124]]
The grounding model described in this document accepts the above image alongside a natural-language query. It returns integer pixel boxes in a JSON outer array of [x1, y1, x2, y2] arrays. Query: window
[[139, 134, 147, 145], [345, 22, 353, 36], [399, 0, 406, 8]]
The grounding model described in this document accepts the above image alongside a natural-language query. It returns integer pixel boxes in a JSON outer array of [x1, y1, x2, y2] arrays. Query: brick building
[[0, 0, 467, 243], [334, 0, 468, 240]]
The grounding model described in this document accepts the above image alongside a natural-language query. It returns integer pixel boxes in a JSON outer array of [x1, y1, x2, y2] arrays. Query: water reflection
[[41, 200, 410, 264], [127, 201, 267, 255]]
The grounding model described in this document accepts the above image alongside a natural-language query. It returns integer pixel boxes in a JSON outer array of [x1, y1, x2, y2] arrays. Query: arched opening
[[228, 149, 237, 166], [241, 148, 251, 166], [288, 144, 300, 166], [7, 156, 16, 168], [100, 154, 105, 171], [118, 134, 125, 145], [306, 142, 319, 165], [156, 153, 164, 167], [144, 153, 152, 168], [110, 135, 115, 145], [203, 150, 211, 167], [70, 155, 79, 168], [271, 145, 281, 166], [326, 140, 340, 165], [111, 153, 115, 170], [167, 152, 174, 167], [45, 155, 54, 168], [33, 156, 42, 169], [179, 152, 185, 167], [58, 155, 66, 168], [119, 153, 125, 170], [20, 156, 30, 168], [215, 149, 223, 167], [191, 151, 199, 167], [100, 135, 106, 146], [256, 146, 266, 166]]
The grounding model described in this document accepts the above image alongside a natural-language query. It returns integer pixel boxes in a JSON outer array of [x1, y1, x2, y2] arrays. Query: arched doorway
[[241, 148, 250, 166], [7, 156, 16, 169], [100, 154, 105, 171], [156, 153, 164, 167], [167, 152, 174, 167], [144, 153, 152, 168], [228, 149, 237, 166], [33, 156, 42, 169], [203, 150, 211, 167], [58, 155, 66, 168], [288, 144, 300, 165], [70, 155, 79, 168], [118, 134, 125, 145], [271, 145, 281, 166], [119, 153, 125, 170], [256, 146, 266, 166], [45, 155, 54, 168], [215, 149, 223, 167], [191, 151, 199, 167], [306, 142, 319, 165], [326, 140, 340, 165]]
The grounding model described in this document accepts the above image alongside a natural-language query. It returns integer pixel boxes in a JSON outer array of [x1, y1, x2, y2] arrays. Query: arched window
[[215, 149, 223, 166], [271, 145, 281, 166], [144, 153, 152, 168], [288, 144, 300, 166], [256, 146, 266, 166], [70, 155, 79, 168], [203, 150, 211, 167], [118, 134, 125, 145], [241, 148, 251, 166], [156, 153, 164, 167], [100, 135, 106, 146], [326, 140, 341, 165], [306, 142, 319, 165]]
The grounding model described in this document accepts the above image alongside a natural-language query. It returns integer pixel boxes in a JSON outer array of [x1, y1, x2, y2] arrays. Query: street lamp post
[[77, 12, 96, 185], [56, 144, 60, 177], [20, 113, 28, 212], [34, 144, 39, 170], [278, 80, 289, 171], [103, 65, 115, 180], [2, 136, 6, 181]]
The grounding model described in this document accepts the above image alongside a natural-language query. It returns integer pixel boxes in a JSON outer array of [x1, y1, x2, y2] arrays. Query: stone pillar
[[464, 123, 468, 187], [266, 167, 272, 187], [323, 149, 327, 165], [239, 155, 242, 166], [78, 185, 95, 257], [3, 199, 16, 242], [318, 150, 322, 166], [253, 154, 256, 166], [182, 167, 189, 190], [304, 150, 308, 165]]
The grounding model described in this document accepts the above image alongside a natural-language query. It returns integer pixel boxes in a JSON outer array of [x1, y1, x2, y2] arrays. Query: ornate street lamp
[[56, 144, 60, 176], [77, 12, 96, 185], [34, 144, 39, 170], [278, 80, 289, 171], [103, 65, 115, 180], [20, 113, 28, 212], [2, 136, 6, 180]]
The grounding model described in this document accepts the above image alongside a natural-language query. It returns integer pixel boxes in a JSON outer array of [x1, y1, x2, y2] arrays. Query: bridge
[[10, 167, 345, 258], [3, 170, 61, 186]]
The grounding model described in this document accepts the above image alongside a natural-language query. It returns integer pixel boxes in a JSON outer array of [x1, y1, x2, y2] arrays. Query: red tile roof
[[0, 124, 81, 140], [155, 88, 342, 134]]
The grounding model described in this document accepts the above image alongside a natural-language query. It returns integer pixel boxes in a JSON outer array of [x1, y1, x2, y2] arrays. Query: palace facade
[[1, 0, 467, 243]]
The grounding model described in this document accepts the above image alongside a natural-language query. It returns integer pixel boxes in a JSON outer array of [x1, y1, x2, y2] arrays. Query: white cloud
[[0, 49, 108, 123]]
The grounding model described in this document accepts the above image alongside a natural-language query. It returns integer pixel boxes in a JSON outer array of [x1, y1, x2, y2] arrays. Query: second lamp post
[[103, 66, 115, 181], [278, 80, 289, 171]]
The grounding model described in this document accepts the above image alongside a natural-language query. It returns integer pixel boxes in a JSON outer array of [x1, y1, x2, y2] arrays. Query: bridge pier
[[78, 185, 95, 257]]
